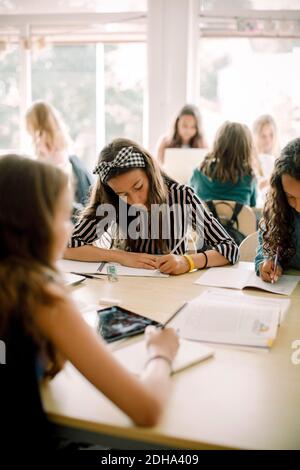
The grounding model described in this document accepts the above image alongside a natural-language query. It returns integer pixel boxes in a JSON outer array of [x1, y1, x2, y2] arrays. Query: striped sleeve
[[186, 187, 239, 264], [68, 218, 98, 248]]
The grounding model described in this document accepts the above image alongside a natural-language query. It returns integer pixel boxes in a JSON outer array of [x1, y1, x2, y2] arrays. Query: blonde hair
[[25, 101, 70, 159], [253, 114, 279, 157], [201, 121, 254, 184]]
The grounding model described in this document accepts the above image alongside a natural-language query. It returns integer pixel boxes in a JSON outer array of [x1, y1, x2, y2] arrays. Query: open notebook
[[57, 259, 168, 278], [113, 338, 214, 375], [169, 288, 290, 349], [195, 266, 300, 296]]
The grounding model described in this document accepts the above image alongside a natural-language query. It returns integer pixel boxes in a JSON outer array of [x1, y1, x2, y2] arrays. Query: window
[[0, 45, 20, 152], [104, 43, 146, 146], [0, 0, 147, 14], [199, 38, 300, 148], [30, 42, 146, 168], [199, 0, 300, 11], [32, 44, 97, 168], [0, 2, 147, 161]]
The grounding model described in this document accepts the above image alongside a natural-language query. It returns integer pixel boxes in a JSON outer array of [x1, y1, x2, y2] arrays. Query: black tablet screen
[[97, 306, 160, 343]]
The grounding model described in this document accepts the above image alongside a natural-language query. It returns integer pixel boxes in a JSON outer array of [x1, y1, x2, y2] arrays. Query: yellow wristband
[[183, 254, 195, 272]]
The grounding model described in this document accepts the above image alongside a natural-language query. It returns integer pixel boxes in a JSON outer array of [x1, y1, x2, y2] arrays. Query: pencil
[[271, 248, 279, 284], [97, 262, 106, 273], [161, 302, 187, 329], [170, 236, 186, 255], [70, 272, 103, 281]]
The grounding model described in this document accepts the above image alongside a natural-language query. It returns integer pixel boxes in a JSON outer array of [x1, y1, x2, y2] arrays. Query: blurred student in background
[[189, 121, 257, 208], [253, 114, 280, 206], [26, 100, 93, 218], [253, 114, 279, 159], [156, 104, 207, 165]]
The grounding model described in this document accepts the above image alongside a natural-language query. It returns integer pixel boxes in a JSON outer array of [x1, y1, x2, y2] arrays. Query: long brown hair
[[260, 138, 300, 266], [0, 155, 69, 376], [166, 104, 206, 148], [200, 121, 254, 184], [81, 138, 170, 253]]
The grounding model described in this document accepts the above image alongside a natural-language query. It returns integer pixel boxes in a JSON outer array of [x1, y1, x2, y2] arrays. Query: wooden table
[[41, 263, 300, 449]]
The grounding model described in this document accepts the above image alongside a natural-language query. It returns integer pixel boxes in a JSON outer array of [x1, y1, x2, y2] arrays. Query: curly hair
[[260, 137, 300, 266]]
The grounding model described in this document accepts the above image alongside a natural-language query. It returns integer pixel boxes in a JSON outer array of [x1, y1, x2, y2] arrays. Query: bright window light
[[199, 38, 300, 148], [0, 44, 20, 152]]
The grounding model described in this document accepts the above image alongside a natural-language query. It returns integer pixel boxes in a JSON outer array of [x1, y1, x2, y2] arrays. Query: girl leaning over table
[[65, 138, 239, 275], [256, 138, 300, 282]]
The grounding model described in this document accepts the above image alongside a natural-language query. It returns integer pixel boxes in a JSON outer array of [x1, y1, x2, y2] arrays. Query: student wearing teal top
[[189, 121, 257, 207], [255, 137, 300, 282]]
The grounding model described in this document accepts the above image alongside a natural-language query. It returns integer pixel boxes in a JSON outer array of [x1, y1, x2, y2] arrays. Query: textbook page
[[188, 288, 290, 325], [113, 338, 214, 374], [172, 291, 280, 348], [195, 266, 299, 296]]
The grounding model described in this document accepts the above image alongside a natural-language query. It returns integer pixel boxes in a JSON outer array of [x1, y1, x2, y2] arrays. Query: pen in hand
[[271, 248, 279, 284], [156, 236, 186, 272], [169, 236, 186, 256]]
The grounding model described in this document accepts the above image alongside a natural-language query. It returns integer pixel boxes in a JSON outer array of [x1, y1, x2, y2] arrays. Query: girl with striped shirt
[[65, 138, 239, 274]]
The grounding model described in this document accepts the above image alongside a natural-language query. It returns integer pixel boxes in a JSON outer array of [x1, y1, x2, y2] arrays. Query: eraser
[[99, 298, 121, 306]]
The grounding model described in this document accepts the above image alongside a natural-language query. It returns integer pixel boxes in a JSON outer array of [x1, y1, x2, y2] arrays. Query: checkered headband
[[93, 146, 146, 182]]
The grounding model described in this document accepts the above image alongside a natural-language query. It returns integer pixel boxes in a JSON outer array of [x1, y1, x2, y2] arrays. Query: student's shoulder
[[158, 135, 172, 149], [39, 273, 69, 307], [165, 177, 189, 191], [242, 172, 257, 186], [196, 136, 208, 149], [69, 154, 93, 179], [191, 165, 204, 179], [165, 178, 198, 199], [73, 214, 98, 228], [69, 154, 87, 170], [34, 279, 77, 329]]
